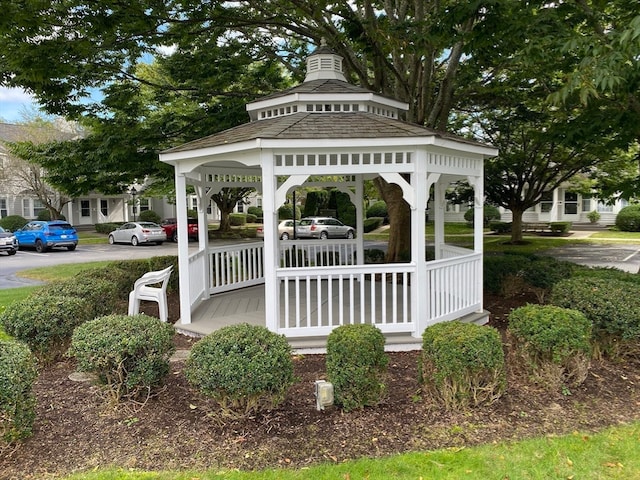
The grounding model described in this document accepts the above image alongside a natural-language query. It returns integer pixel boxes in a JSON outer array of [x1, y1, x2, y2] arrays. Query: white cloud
[[0, 87, 42, 122], [0, 86, 34, 102]]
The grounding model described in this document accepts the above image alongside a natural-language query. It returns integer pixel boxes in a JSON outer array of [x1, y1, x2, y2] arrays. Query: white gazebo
[[159, 42, 498, 350]]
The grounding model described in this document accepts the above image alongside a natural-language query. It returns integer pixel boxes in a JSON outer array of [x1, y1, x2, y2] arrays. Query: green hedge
[[549, 221, 572, 234], [0, 215, 27, 232], [489, 221, 511, 234], [185, 324, 294, 417], [508, 305, 591, 390], [0, 295, 94, 363], [326, 324, 388, 411], [363, 217, 384, 233], [366, 201, 387, 219], [34, 278, 120, 318], [615, 204, 640, 232], [421, 322, 505, 409], [483, 254, 529, 294], [138, 210, 161, 224], [0, 340, 38, 444], [464, 205, 500, 226], [229, 213, 247, 226], [69, 314, 175, 402], [95, 222, 123, 234]]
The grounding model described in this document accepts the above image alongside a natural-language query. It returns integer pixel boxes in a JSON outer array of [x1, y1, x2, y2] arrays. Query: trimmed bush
[[522, 256, 574, 302], [549, 221, 572, 234], [508, 305, 591, 390], [420, 322, 505, 409], [95, 222, 122, 234], [277, 204, 301, 220], [247, 206, 262, 217], [615, 204, 640, 232], [185, 324, 294, 417], [489, 221, 511, 234], [0, 340, 38, 443], [550, 277, 640, 357], [138, 210, 161, 224], [69, 314, 175, 402], [363, 217, 384, 233], [229, 213, 247, 226], [587, 210, 601, 224], [366, 201, 387, 219], [464, 205, 501, 226], [364, 248, 386, 263], [0, 215, 27, 232], [34, 278, 120, 318], [0, 295, 94, 363], [483, 254, 530, 295], [245, 213, 257, 223], [326, 324, 388, 411]]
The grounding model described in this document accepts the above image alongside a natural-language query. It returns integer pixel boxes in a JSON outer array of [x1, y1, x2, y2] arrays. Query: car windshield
[[298, 219, 313, 226], [139, 222, 159, 228], [49, 224, 73, 231], [0, 227, 4, 233]]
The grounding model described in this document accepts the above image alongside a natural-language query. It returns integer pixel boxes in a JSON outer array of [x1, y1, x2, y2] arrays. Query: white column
[[261, 150, 279, 333], [355, 174, 364, 265], [411, 150, 428, 338], [175, 172, 192, 324], [433, 181, 446, 260]]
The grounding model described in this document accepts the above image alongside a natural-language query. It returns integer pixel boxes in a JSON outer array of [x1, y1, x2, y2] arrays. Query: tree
[[211, 188, 255, 232]]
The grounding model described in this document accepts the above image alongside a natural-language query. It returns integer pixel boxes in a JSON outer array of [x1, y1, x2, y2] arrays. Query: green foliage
[[464, 205, 501, 226], [0, 215, 27, 232], [69, 314, 175, 402], [185, 324, 294, 417], [363, 248, 386, 263], [245, 213, 257, 223], [138, 210, 161, 224], [363, 217, 384, 233], [0, 294, 94, 363], [550, 278, 640, 357], [34, 278, 120, 318], [335, 191, 356, 227], [521, 256, 574, 302], [549, 222, 572, 234], [489, 221, 512, 234], [247, 206, 262, 217], [303, 190, 329, 217], [0, 340, 38, 443], [366, 201, 388, 219], [571, 265, 640, 286], [229, 213, 247, 226], [421, 322, 505, 409], [587, 210, 601, 223], [326, 324, 388, 411], [277, 204, 300, 220], [615, 205, 640, 232], [103, 256, 179, 293], [483, 254, 530, 294], [95, 222, 123, 234], [508, 305, 591, 389]]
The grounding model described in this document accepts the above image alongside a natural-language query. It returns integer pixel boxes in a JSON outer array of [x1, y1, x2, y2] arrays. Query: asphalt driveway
[[544, 243, 640, 273]]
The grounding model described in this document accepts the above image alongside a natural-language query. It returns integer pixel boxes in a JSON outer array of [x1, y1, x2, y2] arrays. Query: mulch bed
[[2, 292, 639, 479]]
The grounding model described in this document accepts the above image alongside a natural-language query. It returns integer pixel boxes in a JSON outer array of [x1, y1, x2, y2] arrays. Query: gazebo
[[159, 42, 498, 349]]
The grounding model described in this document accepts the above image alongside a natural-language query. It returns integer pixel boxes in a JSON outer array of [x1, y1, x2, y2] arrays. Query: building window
[[100, 199, 108, 216], [539, 191, 553, 213], [597, 202, 613, 213], [236, 202, 244, 213], [33, 199, 45, 218], [582, 196, 592, 212], [0, 198, 6, 217], [81, 200, 90, 217], [139, 198, 150, 212]]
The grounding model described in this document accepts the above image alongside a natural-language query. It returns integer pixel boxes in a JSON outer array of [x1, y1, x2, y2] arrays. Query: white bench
[[128, 265, 173, 322]]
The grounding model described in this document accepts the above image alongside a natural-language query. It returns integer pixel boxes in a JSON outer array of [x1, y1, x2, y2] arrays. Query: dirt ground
[[1, 291, 639, 480]]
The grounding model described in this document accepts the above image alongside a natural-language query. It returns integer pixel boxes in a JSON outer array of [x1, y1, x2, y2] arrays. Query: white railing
[[278, 239, 357, 267], [188, 249, 207, 309], [426, 252, 482, 323], [277, 264, 414, 338], [440, 244, 474, 259], [208, 242, 265, 294]]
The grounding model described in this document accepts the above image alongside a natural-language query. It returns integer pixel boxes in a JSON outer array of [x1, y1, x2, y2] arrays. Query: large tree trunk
[[374, 177, 411, 263], [218, 209, 233, 232], [510, 207, 524, 243]]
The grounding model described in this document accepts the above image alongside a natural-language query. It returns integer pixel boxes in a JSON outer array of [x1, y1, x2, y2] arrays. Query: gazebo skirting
[[176, 241, 487, 351]]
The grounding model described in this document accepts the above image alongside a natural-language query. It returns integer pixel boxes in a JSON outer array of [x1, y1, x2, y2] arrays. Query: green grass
[[590, 230, 640, 242], [77, 231, 109, 244], [60, 422, 640, 480], [17, 261, 112, 283]]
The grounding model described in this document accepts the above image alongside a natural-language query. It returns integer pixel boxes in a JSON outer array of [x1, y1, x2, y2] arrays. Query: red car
[[161, 218, 198, 242]]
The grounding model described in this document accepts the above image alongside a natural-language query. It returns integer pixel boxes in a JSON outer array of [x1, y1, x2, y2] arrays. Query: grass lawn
[[61, 422, 640, 480]]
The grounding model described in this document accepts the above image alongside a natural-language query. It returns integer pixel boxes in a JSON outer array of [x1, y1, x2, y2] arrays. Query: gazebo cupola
[[160, 39, 497, 348]]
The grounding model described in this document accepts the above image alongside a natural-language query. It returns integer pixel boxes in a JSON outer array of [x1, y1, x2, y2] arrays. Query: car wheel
[[108, 235, 115, 245], [131, 236, 139, 246], [346, 230, 354, 239], [8, 249, 16, 256], [320, 231, 328, 240], [67, 244, 77, 251], [156, 241, 163, 245], [281, 232, 289, 240], [172, 232, 178, 242], [35, 239, 46, 253]]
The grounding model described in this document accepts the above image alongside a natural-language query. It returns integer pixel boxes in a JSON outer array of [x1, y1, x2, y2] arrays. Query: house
[[159, 41, 497, 349]]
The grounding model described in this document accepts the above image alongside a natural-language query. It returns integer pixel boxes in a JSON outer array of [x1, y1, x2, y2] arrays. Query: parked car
[[0, 226, 18, 255], [108, 222, 167, 246], [255, 219, 297, 239], [296, 217, 355, 239], [161, 217, 198, 242], [14, 220, 79, 253]]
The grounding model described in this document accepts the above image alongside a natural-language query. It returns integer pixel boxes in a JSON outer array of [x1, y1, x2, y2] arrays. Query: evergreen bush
[[326, 324, 388, 411], [615, 204, 640, 232], [366, 201, 387, 219], [245, 213, 257, 223], [138, 210, 161, 224], [508, 305, 592, 390], [0, 295, 94, 363], [95, 222, 122, 234], [463, 205, 500, 226], [521, 256, 574, 302], [34, 278, 120, 318], [420, 321, 505, 409], [185, 324, 294, 417], [483, 254, 530, 294], [247, 206, 262, 217], [550, 277, 640, 357], [549, 221, 572, 234], [489, 221, 511, 234], [69, 314, 175, 402], [587, 210, 601, 224], [0, 340, 38, 444], [363, 217, 384, 233], [0, 215, 28, 232]]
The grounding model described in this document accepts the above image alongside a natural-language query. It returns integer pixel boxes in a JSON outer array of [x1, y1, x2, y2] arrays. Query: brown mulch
[[2, 292, 639, 479]]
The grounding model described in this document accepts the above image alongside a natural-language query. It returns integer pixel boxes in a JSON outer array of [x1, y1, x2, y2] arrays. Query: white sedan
[[108, 222, 167, 246]]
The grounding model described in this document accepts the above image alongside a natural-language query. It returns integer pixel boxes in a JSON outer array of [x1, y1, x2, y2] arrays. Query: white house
[[159, 42, 497, 349]]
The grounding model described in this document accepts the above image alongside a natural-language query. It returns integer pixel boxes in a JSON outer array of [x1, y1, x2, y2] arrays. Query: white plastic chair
[[127, 265, 173, 322]]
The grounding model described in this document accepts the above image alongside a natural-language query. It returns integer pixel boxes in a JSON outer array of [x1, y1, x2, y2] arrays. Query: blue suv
[[14, 220, 79, 253]]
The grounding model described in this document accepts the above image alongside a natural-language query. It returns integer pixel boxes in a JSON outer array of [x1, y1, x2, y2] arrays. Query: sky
[[0, 86, 43, 123]]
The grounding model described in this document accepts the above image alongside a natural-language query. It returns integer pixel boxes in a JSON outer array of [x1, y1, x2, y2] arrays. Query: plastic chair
[[127, 265, 173, 322]]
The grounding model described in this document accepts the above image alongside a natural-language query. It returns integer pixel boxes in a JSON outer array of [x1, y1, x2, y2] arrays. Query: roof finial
[[320, 37, 327, 47], [304, 38, 346, 82]]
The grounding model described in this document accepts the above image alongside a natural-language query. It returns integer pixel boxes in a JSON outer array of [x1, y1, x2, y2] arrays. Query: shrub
[[364, 248, 386, 263], [185, 324, 294, 417], [483, 254, 530, 294], [326, 324, 388, 411], [615, 204, 640, 232], [69, 314, 175, 402], [245, 213, 257, 223], [34, 278, 120, 318], [0, 295, 94, 363], [550, 277, 640, 357], [549, 221, 572, 234], [508, 305, 592, 390], [0, 215, 27, 232], [138, 210, 161, 224], [0, 340, 38, 443], [95, 222, 122, 234], [363, 217, 384, 233], [277, 204, 301, 220], [420, 322, 505, 409], [521, 256, 574, 302], [229, 213, 247, 226], [464, 205, 501, 226], [489, 221, 511, 234], [105, 256, 179, 294], [247, 206, 262, 217], [366, 201, 387, 219], [587, 210, 601, 224]]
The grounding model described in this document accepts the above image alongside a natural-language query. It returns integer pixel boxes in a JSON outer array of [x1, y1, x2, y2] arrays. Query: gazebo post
[[261, 149, 280, 332], [433, 180, 446, 260], [412, 150, 428, 338], [175, 172, 192, 325], [355, 174, 365, 265]]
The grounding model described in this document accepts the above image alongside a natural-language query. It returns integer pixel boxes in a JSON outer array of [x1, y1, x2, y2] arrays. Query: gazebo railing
[[208, 242, 265, 294], [278, 239, 357, 267]]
